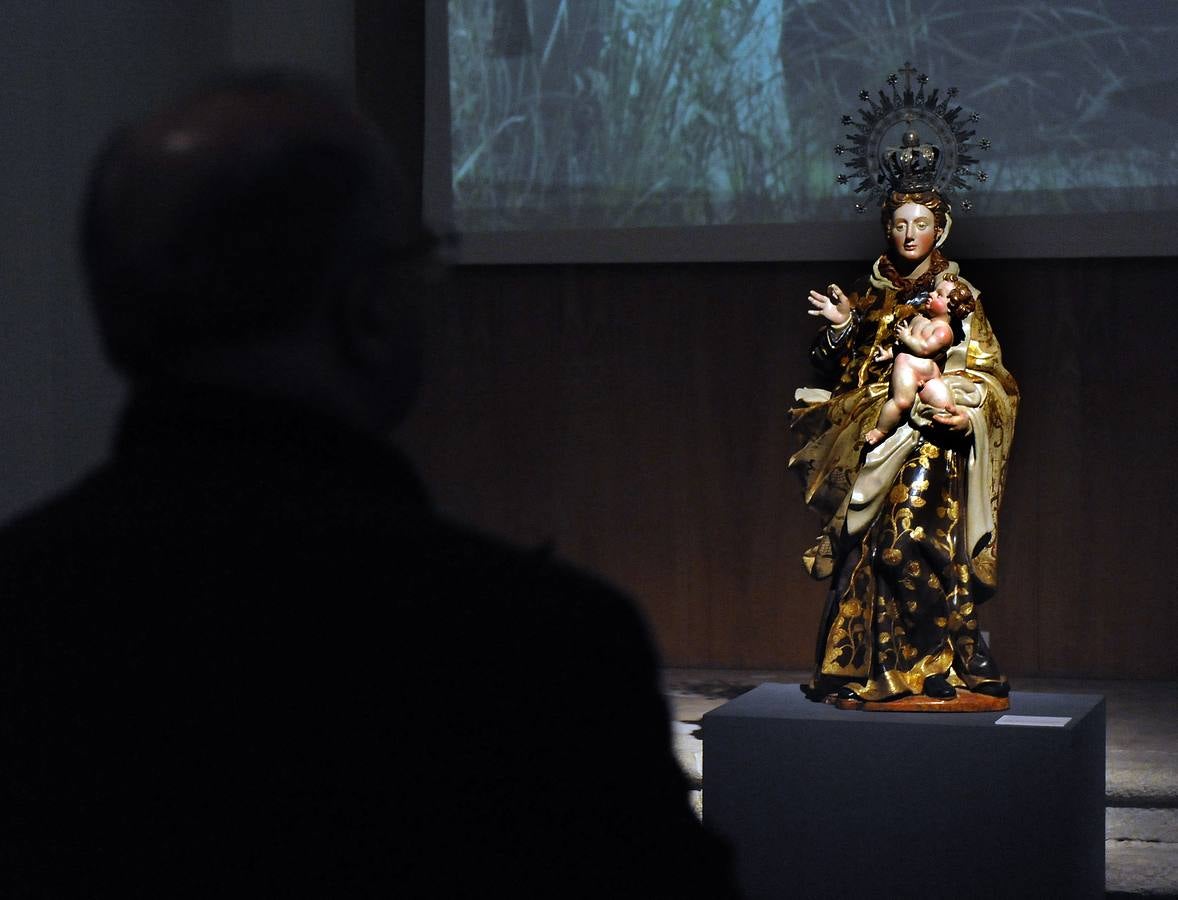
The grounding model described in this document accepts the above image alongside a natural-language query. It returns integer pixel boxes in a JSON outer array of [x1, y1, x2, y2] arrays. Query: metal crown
[[833, 62, 992, 212]]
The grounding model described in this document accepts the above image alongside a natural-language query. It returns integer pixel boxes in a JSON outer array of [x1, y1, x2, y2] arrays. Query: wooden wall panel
[[967, 256, 1178, 678], [398, 255, 1178, 679]]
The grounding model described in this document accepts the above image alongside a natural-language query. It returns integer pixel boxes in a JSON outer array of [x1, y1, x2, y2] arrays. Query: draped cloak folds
[[790, 254, 1018, 700]]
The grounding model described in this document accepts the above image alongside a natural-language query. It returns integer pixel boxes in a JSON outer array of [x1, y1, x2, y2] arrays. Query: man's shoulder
[[406, 515, 643, 625], [0, 459, 644, 628], [421, 517, 611, 587], [0, 465, 116, 555]]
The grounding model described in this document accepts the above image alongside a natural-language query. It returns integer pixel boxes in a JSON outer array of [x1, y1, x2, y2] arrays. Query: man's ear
[[332, 262, 423, 429], [335, 264, 416, 372]]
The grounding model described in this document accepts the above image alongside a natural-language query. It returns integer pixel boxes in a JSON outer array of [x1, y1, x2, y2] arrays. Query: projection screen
[[424, 1, 1178, 263]]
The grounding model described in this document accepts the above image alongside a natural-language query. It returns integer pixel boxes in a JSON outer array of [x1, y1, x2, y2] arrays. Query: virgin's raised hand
[[806, 283, 850, 326]]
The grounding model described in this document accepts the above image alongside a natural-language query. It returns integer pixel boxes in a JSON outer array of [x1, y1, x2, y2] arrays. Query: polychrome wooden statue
[[791, 65, 1017, 710]]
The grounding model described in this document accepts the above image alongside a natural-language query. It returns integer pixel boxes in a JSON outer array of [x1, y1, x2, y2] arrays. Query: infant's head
[[929, 274, 975, 319]]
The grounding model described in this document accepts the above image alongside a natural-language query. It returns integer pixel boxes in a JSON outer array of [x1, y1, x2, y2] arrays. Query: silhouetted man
[[0, 72, 735, 897]]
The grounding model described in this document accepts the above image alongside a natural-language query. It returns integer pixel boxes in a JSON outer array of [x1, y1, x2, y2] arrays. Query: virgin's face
[[888, 202, 938, 263]]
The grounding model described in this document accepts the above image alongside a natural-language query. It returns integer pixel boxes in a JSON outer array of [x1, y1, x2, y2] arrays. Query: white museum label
[[994, 715, 1072, 727]]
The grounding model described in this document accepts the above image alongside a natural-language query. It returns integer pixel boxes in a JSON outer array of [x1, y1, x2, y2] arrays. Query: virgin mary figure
[[791, 83, 1017, 705]]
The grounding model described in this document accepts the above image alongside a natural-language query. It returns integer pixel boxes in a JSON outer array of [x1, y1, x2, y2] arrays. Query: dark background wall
[[393, 256, 1178, 678], [3, 3, 1172, 679]]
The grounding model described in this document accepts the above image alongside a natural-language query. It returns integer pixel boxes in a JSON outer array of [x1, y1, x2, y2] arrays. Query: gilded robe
[[791, 252, 1017, 700]]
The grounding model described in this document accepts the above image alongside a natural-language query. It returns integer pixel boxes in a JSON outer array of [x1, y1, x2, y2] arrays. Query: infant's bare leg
[[918, 373, 956, 413], [866, 355, 920, 445]]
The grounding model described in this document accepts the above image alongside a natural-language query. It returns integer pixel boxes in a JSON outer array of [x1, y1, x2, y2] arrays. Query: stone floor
[[663, 669, 1178, 899]]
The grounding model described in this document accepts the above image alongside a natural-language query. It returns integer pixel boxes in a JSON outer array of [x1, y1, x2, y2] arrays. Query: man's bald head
[[81, 71, 421, 378]]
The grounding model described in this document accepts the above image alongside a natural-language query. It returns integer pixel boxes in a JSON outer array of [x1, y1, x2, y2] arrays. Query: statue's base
[[703, 683, 1104, 900], [833, 690, 1010, 712]]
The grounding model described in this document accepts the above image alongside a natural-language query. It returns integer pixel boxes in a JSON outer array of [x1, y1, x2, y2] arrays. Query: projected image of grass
[[448, 0, 1178, 231]]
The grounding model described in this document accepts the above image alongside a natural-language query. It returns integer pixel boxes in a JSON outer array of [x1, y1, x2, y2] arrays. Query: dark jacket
[[0, 385, 735, 898]]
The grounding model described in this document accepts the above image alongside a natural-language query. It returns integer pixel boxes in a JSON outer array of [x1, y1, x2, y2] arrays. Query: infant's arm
[[897, 319, 953, 357]]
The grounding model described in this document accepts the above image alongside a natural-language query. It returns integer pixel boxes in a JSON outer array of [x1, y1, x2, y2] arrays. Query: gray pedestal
[[702, 684, 1105, 900]]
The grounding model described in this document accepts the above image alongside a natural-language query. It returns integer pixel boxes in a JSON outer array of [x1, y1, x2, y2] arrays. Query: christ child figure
[[865, 274, 974, 446]]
